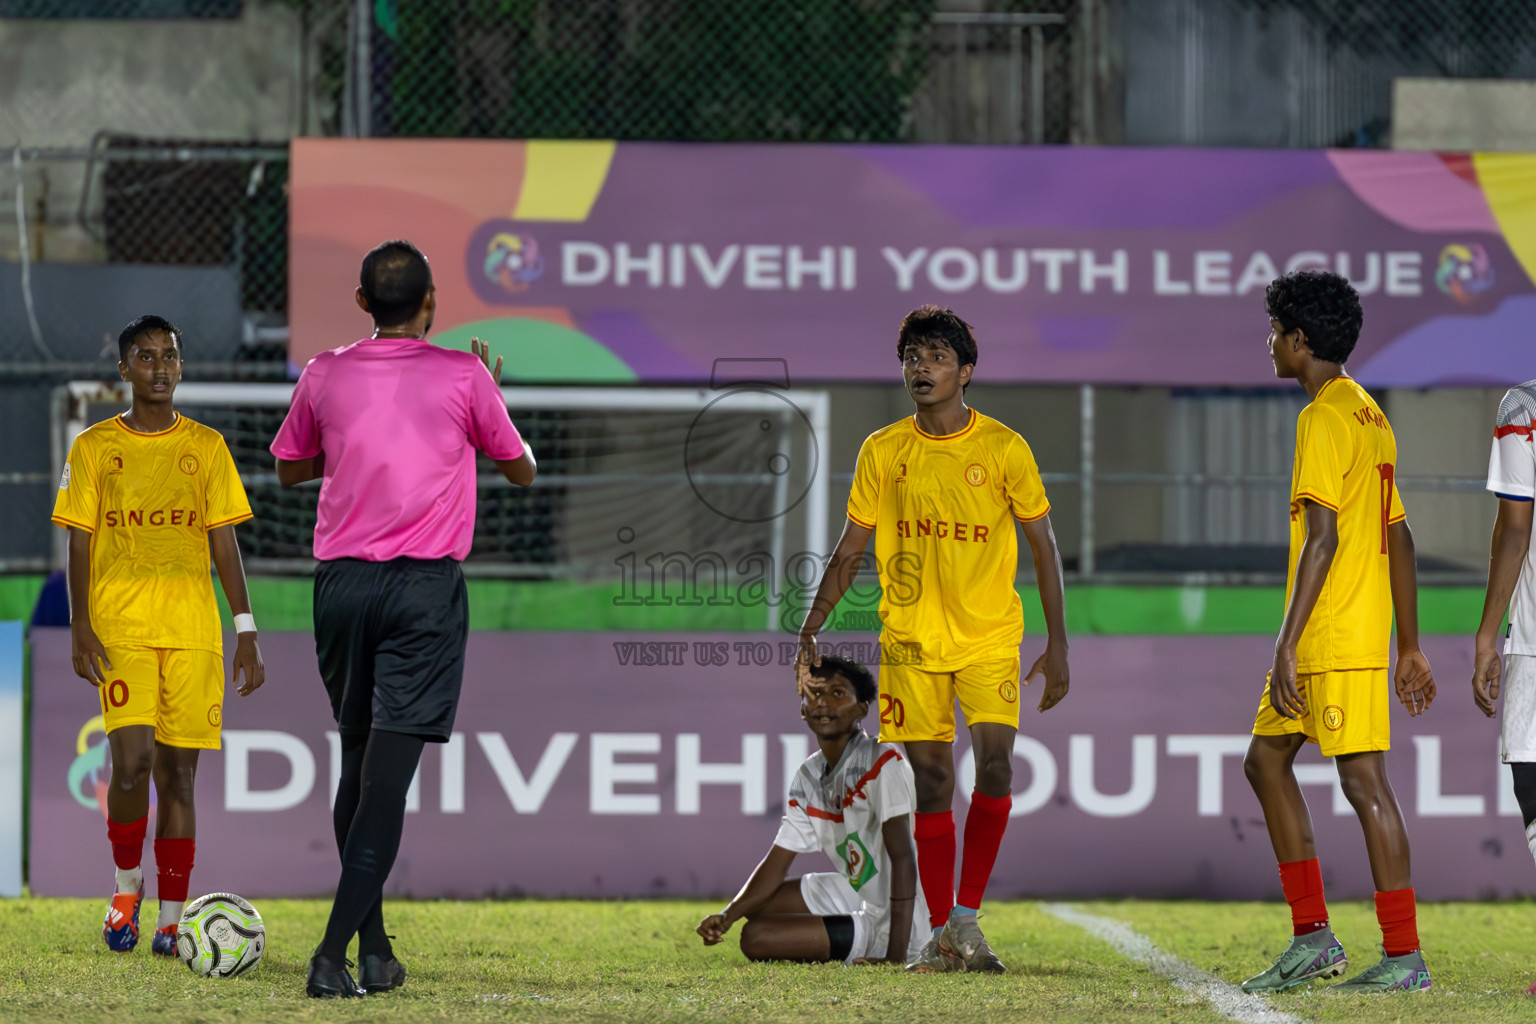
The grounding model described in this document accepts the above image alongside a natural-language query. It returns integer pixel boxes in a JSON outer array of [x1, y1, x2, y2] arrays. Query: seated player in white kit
[[696, 655, 926, 965]]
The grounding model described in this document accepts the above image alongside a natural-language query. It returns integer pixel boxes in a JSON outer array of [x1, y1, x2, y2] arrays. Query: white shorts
[[1502, 654, 1536, 762], [798, 872, 926, 964]]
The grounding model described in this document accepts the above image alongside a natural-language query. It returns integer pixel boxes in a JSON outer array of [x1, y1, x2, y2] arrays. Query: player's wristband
[[233, 613, 257, 634]]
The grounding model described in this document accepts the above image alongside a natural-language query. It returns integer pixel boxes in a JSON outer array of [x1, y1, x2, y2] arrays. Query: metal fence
[[1124, 0, 1536, 147], [0, 0, 1528, 579]]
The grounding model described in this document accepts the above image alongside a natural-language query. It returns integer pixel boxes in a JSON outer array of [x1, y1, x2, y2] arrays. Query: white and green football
[[176, 892, 265, 978]]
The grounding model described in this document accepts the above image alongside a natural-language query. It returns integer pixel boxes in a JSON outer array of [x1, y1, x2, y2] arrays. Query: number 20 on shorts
[[880, 694, 905, 728]]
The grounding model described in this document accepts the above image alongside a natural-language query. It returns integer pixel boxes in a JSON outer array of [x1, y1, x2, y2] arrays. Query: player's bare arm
[[64, 525, 111, 685], [856, 814, 917, 965], [1386, 519, 1434, 716], [1020, 513, 1070, 712], [696, 845, 797, 945], [794, 519, 874, 694], [275, 453, 325, 487], [1472, 497, 1533, 717], [209, 524, 265, 697], [1270, 500, 1338, 719]]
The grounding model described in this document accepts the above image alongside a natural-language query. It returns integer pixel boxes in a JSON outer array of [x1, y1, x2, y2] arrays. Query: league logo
[[66, 716, 110, 816], [1435, 243, 1494, 304], [482, 231, 544, 293]]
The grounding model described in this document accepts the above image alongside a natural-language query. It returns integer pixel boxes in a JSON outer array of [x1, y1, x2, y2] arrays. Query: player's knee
[[1241, 747, 1268, 789], [972, 748, 1013, 794], [1336, 767, 1383, 812], [738, 922, 770, 962], [112, 747, 154, 790], [909, 757, 954, 802], [154, 761, 197, 808], [1511, 763, 1536, 827]]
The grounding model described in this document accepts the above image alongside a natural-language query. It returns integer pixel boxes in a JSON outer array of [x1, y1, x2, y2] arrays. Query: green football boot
[[1328, 948, 1431, 993], [1240, 927, 1348, 993]]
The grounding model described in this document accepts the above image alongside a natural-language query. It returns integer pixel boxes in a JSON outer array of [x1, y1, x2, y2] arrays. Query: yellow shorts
[[99, 645, 224, 750], [1252, 668, 1389, 757], [876, 657, 1021, 743]]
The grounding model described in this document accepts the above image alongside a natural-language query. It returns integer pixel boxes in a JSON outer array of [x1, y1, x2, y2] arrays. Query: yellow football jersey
[[1287, 377, 1406, 673], [52, 414, 253, 654], [847, 408, 1049, 671]]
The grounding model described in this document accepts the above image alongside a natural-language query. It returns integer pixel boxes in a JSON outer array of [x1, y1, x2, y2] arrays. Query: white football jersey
[[773, 730, 928, 933], [1487, 382, 1536, 655]]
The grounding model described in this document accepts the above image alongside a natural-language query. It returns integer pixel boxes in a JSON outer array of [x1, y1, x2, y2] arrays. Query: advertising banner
[[290, 140, 1536, 387], [29, 628, 1530, 901], [0, 621, 21, 897]]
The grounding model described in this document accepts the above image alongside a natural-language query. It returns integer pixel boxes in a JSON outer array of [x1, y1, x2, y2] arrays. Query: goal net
[[55, 382, 831, 615]]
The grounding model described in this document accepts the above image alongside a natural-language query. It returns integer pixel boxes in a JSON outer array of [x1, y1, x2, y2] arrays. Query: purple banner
[[292, 142, 1536, 387], [29, 629, 1531, 900]]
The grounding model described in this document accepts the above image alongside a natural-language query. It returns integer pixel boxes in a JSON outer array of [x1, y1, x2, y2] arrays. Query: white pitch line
[[1040, 903, 1305, 1024]]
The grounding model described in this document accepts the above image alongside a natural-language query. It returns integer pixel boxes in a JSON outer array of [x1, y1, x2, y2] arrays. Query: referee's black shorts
[[313, 557, 468, 743]]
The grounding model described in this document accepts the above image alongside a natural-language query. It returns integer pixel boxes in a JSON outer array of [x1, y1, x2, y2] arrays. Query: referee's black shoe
[[359, 952, 407, 993], [306, 953, 364, 998]]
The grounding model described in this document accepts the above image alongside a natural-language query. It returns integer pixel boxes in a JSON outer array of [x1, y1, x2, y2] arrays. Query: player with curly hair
[[1240, 270, 1435, 995]]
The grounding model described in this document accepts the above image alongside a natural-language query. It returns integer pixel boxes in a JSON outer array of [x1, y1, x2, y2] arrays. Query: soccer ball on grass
[[176, 892, 265, 977]]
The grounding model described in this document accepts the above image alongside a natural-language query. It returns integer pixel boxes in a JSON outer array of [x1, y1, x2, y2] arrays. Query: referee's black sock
[[319, 729, 425, 964], [332, 731, 393, 959]]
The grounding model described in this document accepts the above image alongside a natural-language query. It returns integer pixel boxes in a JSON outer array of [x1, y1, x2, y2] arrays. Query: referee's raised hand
[[471, 336, 503, 386]]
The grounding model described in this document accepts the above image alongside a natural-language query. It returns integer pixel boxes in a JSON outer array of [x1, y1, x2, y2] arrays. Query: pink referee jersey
[[270, 338, 526, 562]]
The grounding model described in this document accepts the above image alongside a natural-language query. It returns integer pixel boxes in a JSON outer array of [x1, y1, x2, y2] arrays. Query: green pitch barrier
[[0, 575, 1489, 635]]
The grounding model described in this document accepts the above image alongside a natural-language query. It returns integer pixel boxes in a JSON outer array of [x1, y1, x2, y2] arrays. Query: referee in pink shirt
[[271, 239, 535, 998]]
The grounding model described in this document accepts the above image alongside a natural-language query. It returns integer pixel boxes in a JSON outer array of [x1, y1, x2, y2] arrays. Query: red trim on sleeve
[[205, 512, 254, 530], [1495, 421, 1535, 440], [1015, 504, 1051, 524], [50, 515, 94, 533], [1388, 513, 1407, 524], [847, 512, 876, 530], [1292, 492, 1340, 512], [789, 798, 846, 822]]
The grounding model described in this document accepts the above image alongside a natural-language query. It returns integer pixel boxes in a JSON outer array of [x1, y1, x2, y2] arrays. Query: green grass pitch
[[1, 898, 1534, 1022]]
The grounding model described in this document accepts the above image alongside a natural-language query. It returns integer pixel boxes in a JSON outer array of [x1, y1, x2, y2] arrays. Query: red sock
[[106, 816, 147, 872], [154, 838, 196, 904], [1375, 887, 1419, 957], [1277, 858, 1329, 935], [957, 791, 1012, 910], [914, 811, 956, 929]]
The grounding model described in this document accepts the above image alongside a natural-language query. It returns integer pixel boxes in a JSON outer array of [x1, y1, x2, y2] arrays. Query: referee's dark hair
[[811, 654, 877, 705], [117, 314, 181, 362], [360, 239, 434, 327]]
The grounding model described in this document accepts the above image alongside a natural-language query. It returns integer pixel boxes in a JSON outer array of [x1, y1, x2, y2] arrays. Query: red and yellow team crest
[[207, 705, 222, 727], [965, 463, 987, 487], [998, 678, 1018, 703], [179, 453, 199, 475], [1323, 704, 1344, 731]]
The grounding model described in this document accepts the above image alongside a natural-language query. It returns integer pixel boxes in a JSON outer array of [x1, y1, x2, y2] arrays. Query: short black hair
[[811, 654, 876, 704], [1264, 270, 1363, 365], [360, 239, 433, 327], [897, 305, 978, 389], [117, 314, 181, 362]]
